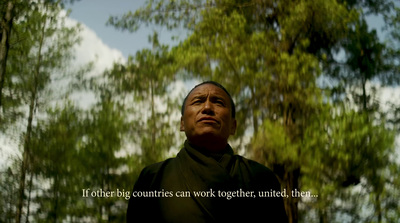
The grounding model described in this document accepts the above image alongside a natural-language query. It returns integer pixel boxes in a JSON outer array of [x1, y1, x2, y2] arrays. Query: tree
[[106, 33, 180, 166], [0, 0, 28, 128], [6, 1, 81, 222], [78, 91, 131, 222], [110, 1, 352, 222], [295, 105, 397, 222], [29, 103, 84, 222], [0, 0, 16, 113], [0, 165, 19, 223], [109, 0, 399, 222], [325, 4, 400, 222]]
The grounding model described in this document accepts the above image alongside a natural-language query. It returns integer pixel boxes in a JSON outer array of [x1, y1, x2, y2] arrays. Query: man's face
[[180, 84, 237, 145]]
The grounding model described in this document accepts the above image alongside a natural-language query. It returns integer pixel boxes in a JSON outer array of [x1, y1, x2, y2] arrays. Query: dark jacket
[[127, 141, 288, 223]]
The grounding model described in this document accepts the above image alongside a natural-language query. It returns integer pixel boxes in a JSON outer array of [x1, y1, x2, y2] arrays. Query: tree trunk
[[0, 1, 15, 112], [16, 86, 36, 223], [375, 193, 382, 223], [25, 172, 33, 223], [282, 99, 300, 223], [52, 175, 59, 223], [106, 166, 112, 222], [16, 13, 46, 223], [16, 72, 38, 223], [283, 168, 300, 223], [361, 76, 367, 111], [319, 209, 328, 223], [150, 77, 156, 162]]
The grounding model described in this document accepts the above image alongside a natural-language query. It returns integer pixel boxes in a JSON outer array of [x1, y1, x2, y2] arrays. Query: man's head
[[180, 81, 237, 151], [181, 81, 236, 118]]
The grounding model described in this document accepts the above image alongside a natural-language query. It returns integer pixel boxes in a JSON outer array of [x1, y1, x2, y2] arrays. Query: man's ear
[[230, 119, 237, 135], [180, 117, 185, 131]]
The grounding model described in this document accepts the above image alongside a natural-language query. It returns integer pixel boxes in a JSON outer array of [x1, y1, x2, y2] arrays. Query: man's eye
[[216, 100, 225, 106], [192, 100, 202, 104]]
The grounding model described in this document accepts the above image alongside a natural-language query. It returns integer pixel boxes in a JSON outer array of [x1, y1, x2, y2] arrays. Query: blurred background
[[1, 0, 399, 222]]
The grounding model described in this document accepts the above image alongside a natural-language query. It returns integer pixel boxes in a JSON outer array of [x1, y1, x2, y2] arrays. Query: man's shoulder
[[241, 156, 274, 174], [133, 158, 176, 190], [236, 155, 280, 185], [139, 157, 175, 177]]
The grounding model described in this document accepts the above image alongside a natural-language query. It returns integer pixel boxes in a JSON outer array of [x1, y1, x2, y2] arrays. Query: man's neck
[[187, 139, 228, 154]]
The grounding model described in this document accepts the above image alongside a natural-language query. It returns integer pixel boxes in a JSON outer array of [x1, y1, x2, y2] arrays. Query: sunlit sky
[[68, 0, 150, 58], [67, 0, 186, 59]]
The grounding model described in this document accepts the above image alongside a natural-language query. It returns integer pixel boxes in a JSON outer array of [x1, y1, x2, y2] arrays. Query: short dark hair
[[181, 81, 236, 118]]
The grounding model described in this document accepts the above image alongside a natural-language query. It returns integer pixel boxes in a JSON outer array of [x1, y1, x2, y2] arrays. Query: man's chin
[[195, 129, 220, 138]]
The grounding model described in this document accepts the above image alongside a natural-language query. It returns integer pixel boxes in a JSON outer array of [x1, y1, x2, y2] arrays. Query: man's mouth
[[198, 117, 219, 124]]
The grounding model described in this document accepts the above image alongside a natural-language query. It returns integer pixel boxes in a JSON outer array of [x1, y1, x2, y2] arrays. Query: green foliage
[[79, 96, 132, 222], [0, 165, 19, 223], [0, 0, 398, 222], [1, 0, 80, 130], [26, 98, 134, 222], [109, 0, 400, 222], [1, 1, 83, 222], [30, 103, 84, 222], [300, 108, 397, 222], [106, 34, 181, 165], [253, 120, 299, 168]]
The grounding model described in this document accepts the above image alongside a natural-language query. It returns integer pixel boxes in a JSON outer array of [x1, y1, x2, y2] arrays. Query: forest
[[1, 0, 400, 222]]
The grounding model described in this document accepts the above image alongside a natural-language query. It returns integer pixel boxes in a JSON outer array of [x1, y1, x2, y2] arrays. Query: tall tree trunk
[[16, 83, 36, 223], [283, 168, 300, 223], [361, 76, 367, 111], [318, 209, 328, 223], [52, 175, 59, 223], [0, 1, 15, 113], [150, 78, 155, 154], [25, 172, 33, 223], [106, 166, 112, 222], [375, 193, 382, 223], [282, 100, 300, 223], [16, 14, 46, 223], [251, 88, 259, 136]]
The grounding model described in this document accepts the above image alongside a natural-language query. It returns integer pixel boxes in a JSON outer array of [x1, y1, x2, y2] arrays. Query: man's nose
[[202, 100, 214, 114]]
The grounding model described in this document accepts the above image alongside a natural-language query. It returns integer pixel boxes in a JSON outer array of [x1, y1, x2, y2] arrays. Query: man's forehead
[[181, 81, 236, 118], [187, 84, 230, 99]]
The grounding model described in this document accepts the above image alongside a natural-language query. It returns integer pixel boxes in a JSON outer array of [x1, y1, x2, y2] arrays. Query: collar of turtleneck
[[186, 140, 234, 162]]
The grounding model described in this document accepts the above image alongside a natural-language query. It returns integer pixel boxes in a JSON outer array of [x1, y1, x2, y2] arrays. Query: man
[[127, 81, 288, 222]]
